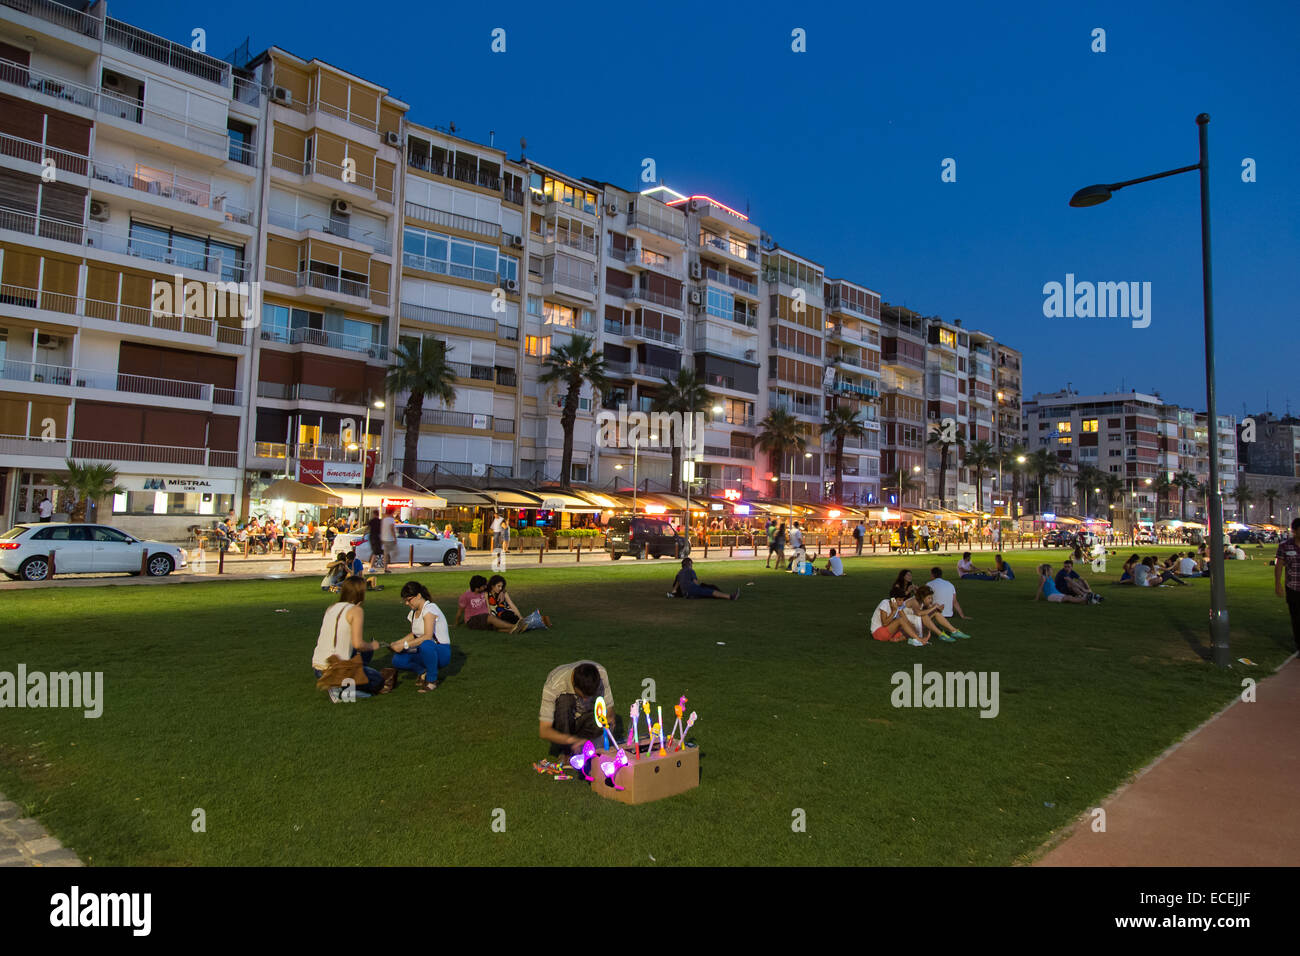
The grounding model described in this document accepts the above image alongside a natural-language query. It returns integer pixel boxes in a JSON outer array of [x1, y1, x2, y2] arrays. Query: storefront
[[108, 474, 238, 541]]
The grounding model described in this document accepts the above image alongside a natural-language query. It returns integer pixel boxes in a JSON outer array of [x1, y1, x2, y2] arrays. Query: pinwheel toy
[[594, 696, 611, 751]]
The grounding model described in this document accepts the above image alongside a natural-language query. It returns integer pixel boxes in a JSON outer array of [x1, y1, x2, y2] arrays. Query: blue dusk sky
[[113, 0, 1300, 416]]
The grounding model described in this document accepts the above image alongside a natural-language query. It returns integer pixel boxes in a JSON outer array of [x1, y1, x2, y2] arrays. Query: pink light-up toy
[[628, 700, 640, 757], [569, 740, 596, 781]]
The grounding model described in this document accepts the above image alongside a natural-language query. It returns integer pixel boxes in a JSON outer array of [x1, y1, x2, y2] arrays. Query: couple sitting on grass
[[870, 568, 972, 645], [957, 552, 1014, 581], [312, 578, 451, 699], [1034, 560, 1105, 603], [456, 574, 552, 633]]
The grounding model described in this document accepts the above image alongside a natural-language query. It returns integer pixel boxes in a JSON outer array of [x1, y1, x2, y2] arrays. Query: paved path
[[0, 797, 82, 867], [1035, 654, 1300, 866]]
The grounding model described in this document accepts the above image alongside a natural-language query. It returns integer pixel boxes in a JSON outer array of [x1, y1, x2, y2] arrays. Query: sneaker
[[907, 638, 926, 647], [731, 589, 740, 600], [327, 687, 342, 703], [667, 591, 677, 598], [542, 615, 552, 628], [938, 633, 956, 642], [952, 630, 972, 639]]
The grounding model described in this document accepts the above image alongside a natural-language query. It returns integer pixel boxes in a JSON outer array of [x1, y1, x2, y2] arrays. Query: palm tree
[[820, 404, 869, 504], [1001, 444, 1028, 519], [1073, 465, 1101, 518], [1233, 484, 1254, 522], [1262, 487, 1278, 522], [538, 334, 608, 489], [1173, 469, 1198, 520], [884, 470, 922, 501], [651, 369, 713, 494], [1100, 473, 1123, 521], [926, 422, 964, 509], [756, 408, 806, 502], [387, 339, 458, 487], [58, 460, 123, 523], [1028, 448, 1061, 515], [1153, 473, 1174, 519], [964, 440, 997, 513]]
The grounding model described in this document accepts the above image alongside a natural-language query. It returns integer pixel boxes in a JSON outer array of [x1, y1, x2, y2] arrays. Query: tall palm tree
[[58, 460, 123, 523], [964, 440, 997, 513], [884, 470, 922, 500], [1153, 472, 1174, 519], [756, 408, 806, 502], [1100, 473, 1123, 520], [926, 422, 964, 509], [1001, 444, 1028, 519], [1073, 465, 1101, 518], [1173, 469, 1198, 520], [820, 403, 869, 504], [387, 339, 458, 487], [1028, 448, 1061, 515], [1233, 484, 1254, 522], [538, 334, 608, 489], [651, 369, 713, 494]]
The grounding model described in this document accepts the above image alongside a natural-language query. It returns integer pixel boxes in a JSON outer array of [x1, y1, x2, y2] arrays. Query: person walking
[[37, 494, 53, 522], [491, 510, 506, 572], [853, 519, 865, 556], [1275, 517, 1300, 653], [918, 522, 930, 552], [380, 508, 398, 569]]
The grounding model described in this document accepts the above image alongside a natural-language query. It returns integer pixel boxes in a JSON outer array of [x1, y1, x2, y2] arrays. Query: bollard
[[704, 536, 708, 559], [291, 548, 297, 571], [218, 548, 225, 574], [409, 545, 414, 567], [729, 539, 734, 558], [576, 538, 581, 563], [243, 540, 249, 558], [48, 550, 56, 577], [539, 542, 544, 565], [140, 549, 149, 575]]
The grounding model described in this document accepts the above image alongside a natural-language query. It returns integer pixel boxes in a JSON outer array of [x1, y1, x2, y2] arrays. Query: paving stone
[[0, 852, 25, 865], [7, 821, 46, 841], [0, 802, 20, 820], [25, 836, 62, 855], [0, 859, 31, 867], [34, 849, 81, 866], [0, 832, 20, 847]]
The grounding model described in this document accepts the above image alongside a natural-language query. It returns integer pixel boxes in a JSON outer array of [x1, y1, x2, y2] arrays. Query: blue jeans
[[960, 572, 996, 581], [686, 584, 720, 598], [313, 649, 383, 695], [391, 641, 451, 680]]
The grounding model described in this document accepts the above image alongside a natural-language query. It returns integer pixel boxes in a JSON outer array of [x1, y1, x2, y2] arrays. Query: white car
[[0, 523, 188, 581], [349, 524, 464, 567]]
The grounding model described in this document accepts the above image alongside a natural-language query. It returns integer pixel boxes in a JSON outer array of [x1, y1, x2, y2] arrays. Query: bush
[[555, 528, 603, 538], [515, 526, 544, 537]]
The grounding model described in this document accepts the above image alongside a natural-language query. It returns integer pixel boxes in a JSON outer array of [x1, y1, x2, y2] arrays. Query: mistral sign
[[1042, 274, 1152, 328]]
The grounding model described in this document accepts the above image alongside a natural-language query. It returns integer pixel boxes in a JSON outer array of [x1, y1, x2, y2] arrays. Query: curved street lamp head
[[1069, 184, 1114, 207], [373, 399, 386, 409]]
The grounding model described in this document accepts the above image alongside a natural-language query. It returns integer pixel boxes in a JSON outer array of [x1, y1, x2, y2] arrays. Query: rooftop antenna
[[520, 136, 527, 161], [489, 129, 495, 148], [448, 121, 456, 134]]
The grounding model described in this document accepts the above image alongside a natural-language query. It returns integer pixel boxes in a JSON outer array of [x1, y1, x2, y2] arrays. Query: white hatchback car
[[349, 524, 464, 567], [0, 523, 188, 581]]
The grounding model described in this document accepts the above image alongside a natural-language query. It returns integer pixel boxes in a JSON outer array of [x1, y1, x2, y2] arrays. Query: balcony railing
[[232, 75, 261, 106], [628, 203, 686, 241], [0, 204, 85, 244], [1, 0, 103, 39], [705, 267, 758, 296], [0, 57, 97, 108], [693, 333, 757, 363], [266, 208, 391, 254], [613, 285, 681, 311], [91, 160, 210, 207], [259, 325, 387, 359], [271, 153, 392, 203], [605, 319, 681, 346], [0, 359, 240, 404], [0, 433, 236, 467], [85, 225, 248, 281], [104, 17, 231, 86], [700, 232, 758, 262], [405, 201, 499, 240], [541, 260, 596, 295], [0, 131, 88, 176], [401, 251, 497, 285], [503, 186, 525, 205], [400, 301, 497, 335]]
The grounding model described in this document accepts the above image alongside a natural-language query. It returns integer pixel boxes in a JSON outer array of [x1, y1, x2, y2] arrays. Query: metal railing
[[85, 225, 248, 281], [259, 325, 387, 359], [91, 160, 211, 207], [405, 201, 499, 240], [232, 75, 261, 106], [266, 208, 391, 254], [104, 17, 230, 86], [628, 204, 686, 240], [496, 368, 518, 387], [402, 251, 497, 286], [1, 0, 103, 38], [706, 267, 758, 296], [694, 333, 757, 362], [271, 154, 392, 203], [0, 56, 97, 108], [0, 204, 85, 244], [541, 229, 597, 255], [96, 85, 229, 153], [700, 232, 758, 262], [0, 131, 88, 176], [399, 301, 497, 334], [504, 186, 525, 205], [0, 433, 235, 466], [613, 285, 681, 310], [0, 359, 240, 405], [606, 320, 681, 346]]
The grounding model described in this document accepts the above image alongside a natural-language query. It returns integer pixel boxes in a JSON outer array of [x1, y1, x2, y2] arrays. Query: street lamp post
[[350, 399, 385, 520], [1070, 113, 1228, 666]]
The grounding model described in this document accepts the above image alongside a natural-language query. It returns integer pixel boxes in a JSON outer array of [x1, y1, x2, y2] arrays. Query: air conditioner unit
[[510, 234, 523, 248], [505, 278, 519, 293], [89, 201, 110, 221], [688, 199, 700, 212], [385, 130, 402, 148], [689, 261, 703, 280], [37, 333, 58, 347], [688, 290, 703, 305], [272, 86, 292, 104], [744, 349, 756, 361], [605, 202, 619, 216], [331, 198, 351, 216]]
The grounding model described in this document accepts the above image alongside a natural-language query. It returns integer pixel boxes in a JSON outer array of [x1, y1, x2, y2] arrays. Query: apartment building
[[823, 278, 882, 503], [1238, 412, 1300, 478], [879, 304, 926, 507], [0, 0, 256, 537]]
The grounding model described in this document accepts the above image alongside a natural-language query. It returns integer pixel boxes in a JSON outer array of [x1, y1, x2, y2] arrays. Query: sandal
[[379, 667, 398, 694], [417, 673, 439, 692]]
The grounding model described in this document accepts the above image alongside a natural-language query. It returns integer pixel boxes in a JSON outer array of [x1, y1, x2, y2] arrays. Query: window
[[128, 222, 244, 280], [525, 335, 550, 357], [1058, 436, 1072, 445], [228, 120, 255, 165], [498, 255, 518, 282], [543, 302, 577, 328], [527, 295, 543, 317], [1056, 421, 1072, 433], [403, 226, 499, 283], [706, 286, 734, 321], [1081, 418, 1098, 432]]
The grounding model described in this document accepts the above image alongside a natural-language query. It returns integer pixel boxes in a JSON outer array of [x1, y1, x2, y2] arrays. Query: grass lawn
[[0, 547, 1293, 866]]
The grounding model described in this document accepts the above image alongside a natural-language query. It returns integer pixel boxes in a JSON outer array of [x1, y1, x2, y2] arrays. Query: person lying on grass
[[386, 581, 451, 693], [904, 585, 971, 642], [538, 661, 614, 757], [1055, 560, 1101, 602], [311, 576, 395, 700], [455, 574, 524, 632], [487, 574, 551, 630], [957, 552, 998, 581], [669, 558, 739, 599], [1034, 563, 1090, 604], [870, 595, 924, 644]]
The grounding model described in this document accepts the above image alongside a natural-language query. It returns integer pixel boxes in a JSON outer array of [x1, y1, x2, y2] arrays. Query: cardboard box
[[588, 743, 699, 805]]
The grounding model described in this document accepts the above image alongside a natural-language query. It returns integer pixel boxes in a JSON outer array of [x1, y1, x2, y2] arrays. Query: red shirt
[[1277, 538, 1300, 591], [459, 590, 489, 619]]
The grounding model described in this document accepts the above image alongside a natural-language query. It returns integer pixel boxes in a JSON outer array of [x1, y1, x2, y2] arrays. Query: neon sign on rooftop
[[641, 185, 750, 222]]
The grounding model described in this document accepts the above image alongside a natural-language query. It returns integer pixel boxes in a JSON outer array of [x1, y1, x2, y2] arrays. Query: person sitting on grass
[[814, 548, 845, 576], [387, 581, 451, 693], [670, 558, 738, 600], [456, 574, 524, 632], [1055, 560, 1102, 603], [487, 574, 551, 630], [311, 577, 395, 701], [957, 552, 998, 581], [1176, 551, 1203, 578], [992, 554, 1015, 580], [870, 595, 923, 644], [905, 585, 971, 642], [1034, 563, 1089, 604], [926, 567, 972, 624], [888, 568, 916, 600], [538, 661, 614, 758], [321, 551, 349, 591], [1139, 555, 1190, 586], [1117, 553, 1142, 584], [344, 550, 381, 591]]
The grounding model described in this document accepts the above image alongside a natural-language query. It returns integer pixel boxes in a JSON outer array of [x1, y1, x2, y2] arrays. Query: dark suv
[[604, 516, 688, 560]]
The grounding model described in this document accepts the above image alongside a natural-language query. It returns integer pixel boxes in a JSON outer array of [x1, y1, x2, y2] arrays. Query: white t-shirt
[[1178, 557, 1198, 574], [826, 555, 844, 576], [38, 498, 53, 518], [381, 515, 397, 543], [312, 603, 358, 671], [927, 577, 956, 617], [408, 600, 450, 644], [791, 527, 804, 548], [957, 558, 975, 575], [1133, 564, 1153, 587], [870, 599, 897, 632], [491, 515, 504, 535]]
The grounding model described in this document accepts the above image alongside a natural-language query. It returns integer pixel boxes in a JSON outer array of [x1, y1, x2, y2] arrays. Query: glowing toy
[[568, 740, 597, 781], [668, 696, 687, 750], [657, 705, 667, 757], [594, 696, 611, 751], [598, 749, 630, 791]]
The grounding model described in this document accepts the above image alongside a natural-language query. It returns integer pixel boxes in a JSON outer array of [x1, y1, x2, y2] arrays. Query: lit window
[[1057, 421, 1072, 433], [1081, 419, 1098, 432], [525, 335, 551, 357]]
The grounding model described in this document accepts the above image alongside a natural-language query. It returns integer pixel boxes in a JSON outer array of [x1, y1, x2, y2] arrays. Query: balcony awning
[[574, 491, 623, 510], [260, 478, 343, 507]]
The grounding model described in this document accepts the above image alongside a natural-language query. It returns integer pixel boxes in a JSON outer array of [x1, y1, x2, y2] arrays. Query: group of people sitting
[[870, 567, 974, 645], [956, 552, 1015, 581], [312, 572, 551, 700], [1117, 552, 1199, 587]]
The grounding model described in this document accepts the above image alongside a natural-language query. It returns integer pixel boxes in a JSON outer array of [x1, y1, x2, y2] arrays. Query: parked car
[[604, 516, 688, 560], [349, 524, 464, 566], [1230, 529, 1262, 545], [0, 523, 187, 581], [1133, 528, 1157, 544], [1041, 529, 1072, 548]]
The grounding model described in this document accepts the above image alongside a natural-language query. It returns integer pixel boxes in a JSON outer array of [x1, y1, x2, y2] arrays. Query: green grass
[[0, 548, 1293, 866]]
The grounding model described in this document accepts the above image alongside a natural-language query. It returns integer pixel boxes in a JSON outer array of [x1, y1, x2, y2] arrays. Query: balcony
[[267, 208, 390, 255], [604, 318, 681, 347], [539, 227, 597, 256], [1, 0, 103, 40], [769, 337, 822, 361], [405, 201, 499, 242], [882, 349, 926, 372], [693, 330, 757, 363], [401, 407, 514, 433], [402, 250, 497, 286], [612, 284, 681, 311], [232, 76, 261, 107], [400, 301, 498, 335], [0, 433, 236, 467], [255, 384, 379, 406], [699, 231, 758, 264], [85, 224, 248, 281], [259, 325, 387, 360], [827, 379, 879, 400], [104, 17, 230, 87], [503, 186, 525, 205], [406, 155, 504, 193], [705, 267, 758, 297], [444, 361, 495, 383], [538, 259, 597, 300], [0, 204, 85, 244], [769, 398, 822, 420], [627, 202, 686, 241], [271, 153, 391, 203], [90, 161, 254, 224], [1, 358, 242, 406], [0, 131, 88, 177]]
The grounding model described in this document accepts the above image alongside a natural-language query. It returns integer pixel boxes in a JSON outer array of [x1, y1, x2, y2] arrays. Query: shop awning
[[478, 489, 545, 507], [535, 491, 603, 512], [327, 483, 447, 509], [574, 491, 623, 510], [259, 478, 343, 507], [436, 486, 495, 507]]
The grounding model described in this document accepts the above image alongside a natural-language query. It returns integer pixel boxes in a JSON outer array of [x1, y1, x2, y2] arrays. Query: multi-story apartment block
[[822, 278, 882, 503], [878, 304, 926, 507], [1238, 412, 1300, 478]]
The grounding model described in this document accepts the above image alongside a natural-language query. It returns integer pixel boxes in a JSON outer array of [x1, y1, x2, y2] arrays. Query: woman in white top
[[312, 577, 389, 698], [387, 581, 451, 693]]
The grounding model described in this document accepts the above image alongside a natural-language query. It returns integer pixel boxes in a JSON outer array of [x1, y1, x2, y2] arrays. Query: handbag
[[315, 608, 366, 690]]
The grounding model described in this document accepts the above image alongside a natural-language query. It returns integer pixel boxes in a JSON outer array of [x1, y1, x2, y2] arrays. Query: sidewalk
[[1035, 655, 1299, 866]]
